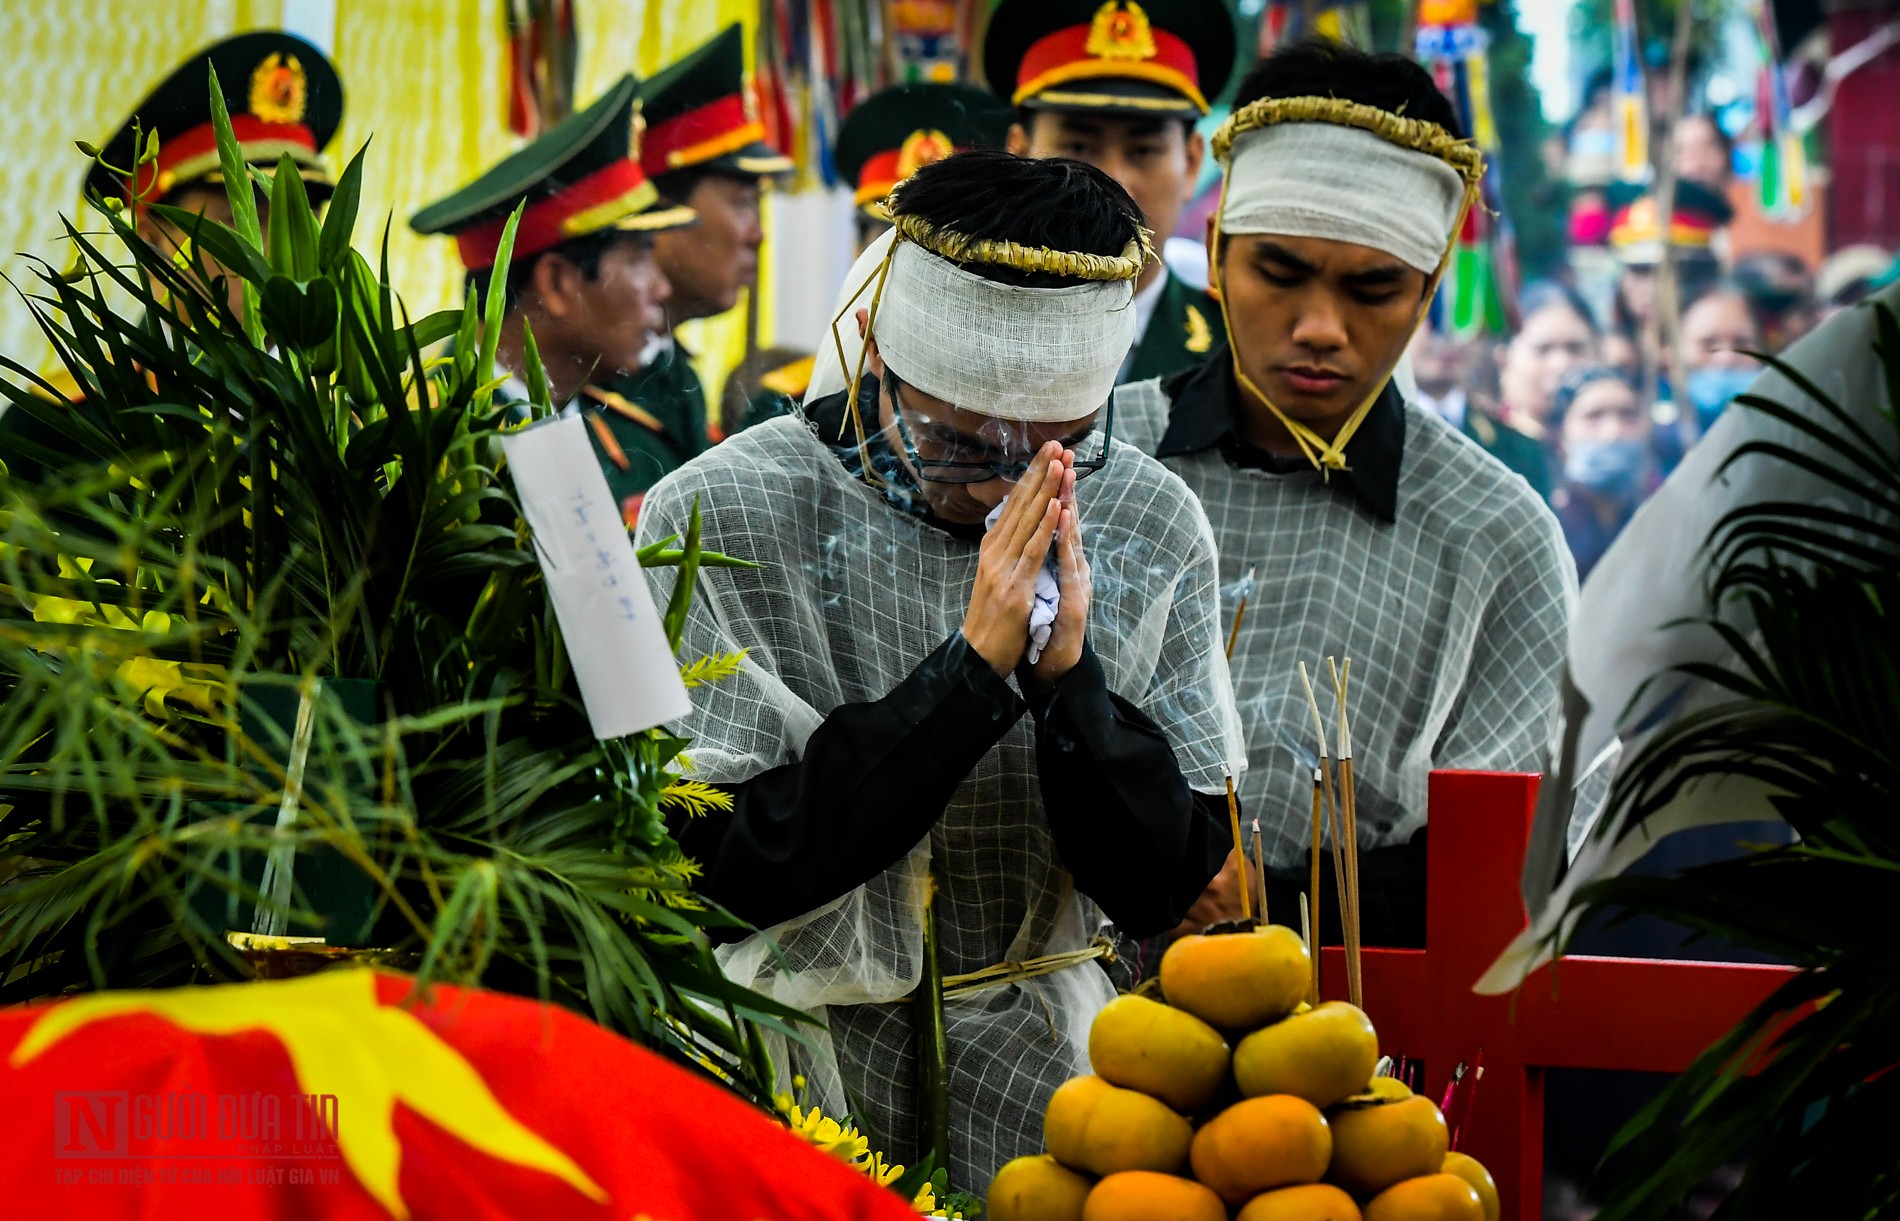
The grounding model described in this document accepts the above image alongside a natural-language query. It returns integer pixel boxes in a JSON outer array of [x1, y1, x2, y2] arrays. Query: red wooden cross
[[1317, 770, 1795, 1221]]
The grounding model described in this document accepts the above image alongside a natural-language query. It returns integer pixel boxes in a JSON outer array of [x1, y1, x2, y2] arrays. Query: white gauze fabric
[[807, 230, 1137, 422], [1220, 122, 1466, 273]]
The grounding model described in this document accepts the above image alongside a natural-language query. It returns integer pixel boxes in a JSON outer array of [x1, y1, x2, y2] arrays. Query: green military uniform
[[411, 75, 698, 524], [1463, 407, 1552, 499], [1125, 271, 1225, 385], [581, 343, 712, 520]]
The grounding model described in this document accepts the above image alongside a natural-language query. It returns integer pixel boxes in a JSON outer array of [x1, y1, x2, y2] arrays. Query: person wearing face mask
[[986, 0, 1237, 384], [1113, 40, 1575, 949], [1494, 281, 1601, 440], [1679, 280, 1764, 435], [1547, 367, 1655, 581], [410, 76, 695, 475], [637, 151, 1244, 1188]]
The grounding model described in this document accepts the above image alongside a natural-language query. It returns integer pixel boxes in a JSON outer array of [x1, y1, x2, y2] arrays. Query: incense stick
[[1250, 816, 1269, 925], [1307, 765, 1323, 1004], [1298, 661, 1348, 999], [1225, 565, 1257, 662], [1224, 768, 1251, 922], [1329, 656, 1363, 1009]]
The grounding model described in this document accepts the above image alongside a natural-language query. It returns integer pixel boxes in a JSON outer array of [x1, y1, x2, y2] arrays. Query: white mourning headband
[[811, 218, 1149, 424], [1214, 97, 1483, 275]]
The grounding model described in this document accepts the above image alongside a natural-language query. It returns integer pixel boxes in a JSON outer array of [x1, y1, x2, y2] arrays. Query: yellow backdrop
[[0, 0, 759, 397]]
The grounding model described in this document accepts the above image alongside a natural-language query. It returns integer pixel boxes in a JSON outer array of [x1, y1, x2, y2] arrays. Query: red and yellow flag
[[1, 969, 920, 1221]]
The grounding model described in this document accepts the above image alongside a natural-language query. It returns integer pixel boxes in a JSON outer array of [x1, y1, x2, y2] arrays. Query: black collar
[[802, 381, 986, 541], [1154, 346, 1405, 523]]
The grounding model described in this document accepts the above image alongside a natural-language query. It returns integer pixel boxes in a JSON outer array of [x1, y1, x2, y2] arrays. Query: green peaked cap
[[982, 0, 1238, 119], [89, 30, 343, 205], [638, 24, 792, 181], [410, 74, 695, 270], [834, 83, 1013, 215]]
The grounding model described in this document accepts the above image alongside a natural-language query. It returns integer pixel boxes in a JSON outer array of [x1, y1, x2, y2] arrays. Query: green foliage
[[1561, 304, 1900, 1217], [1364, 0, 1566, 283], [1480, 0, 1565, 281], [1571, 0, 1728, 91], [0, 78, 801, 1106]]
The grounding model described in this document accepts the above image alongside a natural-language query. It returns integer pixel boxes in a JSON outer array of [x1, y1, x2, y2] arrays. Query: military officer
[[578, 24, 792, 521], [409, 73, 696, 521], [984, 0, 1236, 383], [5, 31, 345, 473], [93, 31, 344, 322]]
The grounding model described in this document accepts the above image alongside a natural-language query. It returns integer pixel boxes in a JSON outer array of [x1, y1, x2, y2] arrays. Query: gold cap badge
[[248, 53, 308, 125], [896, 128, 956, 180], [1086, 1, 1158, 62]]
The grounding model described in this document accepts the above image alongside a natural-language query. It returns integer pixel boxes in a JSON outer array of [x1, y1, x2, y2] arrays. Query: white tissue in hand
[[983, 499, 1062, 665]]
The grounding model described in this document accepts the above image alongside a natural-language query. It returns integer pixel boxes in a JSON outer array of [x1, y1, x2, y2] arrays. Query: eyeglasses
[[883, 370, 1114, 486]]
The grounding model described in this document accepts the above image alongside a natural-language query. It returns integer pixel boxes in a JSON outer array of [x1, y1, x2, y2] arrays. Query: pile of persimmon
[[988, 925, 1498, 1221]]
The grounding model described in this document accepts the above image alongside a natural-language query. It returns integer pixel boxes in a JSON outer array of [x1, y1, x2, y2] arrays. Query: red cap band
[[1014, 23, 1204, 111], [640, 94, 764, 176], [127, 114, 316, 201], [453, 158, 656, 270]]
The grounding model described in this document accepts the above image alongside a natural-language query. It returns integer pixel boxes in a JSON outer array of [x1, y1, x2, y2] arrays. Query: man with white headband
[[636, 149, 1244, 1188], [1116, 41, 1574, 947]]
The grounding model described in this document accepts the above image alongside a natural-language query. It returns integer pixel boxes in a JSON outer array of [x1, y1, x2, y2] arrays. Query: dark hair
[[1547, 363, 1637, 431], [465, 228, 646, 314], [1231, 39, 1465, 139], [1517, 279, 1600, 336], [886, 148, 1145, 288], [1681, 276, 1763, 331]]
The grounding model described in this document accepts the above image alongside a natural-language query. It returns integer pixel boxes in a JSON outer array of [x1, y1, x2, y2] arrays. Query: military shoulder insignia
[[629, 102, 648, 160], [249, 52, 308, 125], [1087, 1, 1159, 62], [896, 129, 956, 180], [581, 384, 665, 433], [1184, 303, 1212, 354]]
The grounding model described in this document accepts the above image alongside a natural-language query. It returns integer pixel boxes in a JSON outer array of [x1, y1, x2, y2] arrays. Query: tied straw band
[[824, 209, 1153, 481], [1210, 95, 1486, 474]]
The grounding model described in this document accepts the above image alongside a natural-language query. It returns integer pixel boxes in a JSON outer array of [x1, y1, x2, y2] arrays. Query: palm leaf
[[1558, 302, 1900, 1218]]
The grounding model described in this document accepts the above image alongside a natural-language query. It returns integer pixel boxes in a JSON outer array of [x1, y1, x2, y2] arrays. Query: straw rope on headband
[[1208, 94, 1486, 474], [1213, 94, 1485, 185], [888, 209, 1155, 282]]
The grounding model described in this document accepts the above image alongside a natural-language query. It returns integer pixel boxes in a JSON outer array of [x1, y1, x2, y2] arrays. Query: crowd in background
[[1408, 103, 1897, 585]]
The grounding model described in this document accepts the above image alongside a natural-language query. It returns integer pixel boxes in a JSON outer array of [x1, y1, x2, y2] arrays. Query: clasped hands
[[960, 442, 1090, 686]]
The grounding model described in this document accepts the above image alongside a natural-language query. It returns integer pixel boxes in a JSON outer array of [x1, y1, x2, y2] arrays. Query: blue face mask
[[1564, 437, 1649, 500], [1686, 366, 1757, 428]]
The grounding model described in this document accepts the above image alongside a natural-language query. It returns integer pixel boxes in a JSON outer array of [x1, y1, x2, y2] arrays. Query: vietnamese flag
[[0, 969, 922, 1220]]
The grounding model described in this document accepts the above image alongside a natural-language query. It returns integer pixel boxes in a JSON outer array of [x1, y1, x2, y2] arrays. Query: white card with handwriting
[[501, 413, 692, 738]]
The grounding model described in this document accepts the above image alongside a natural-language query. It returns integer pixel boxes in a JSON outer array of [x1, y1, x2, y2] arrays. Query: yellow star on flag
[[11, 969, 608, 1219]]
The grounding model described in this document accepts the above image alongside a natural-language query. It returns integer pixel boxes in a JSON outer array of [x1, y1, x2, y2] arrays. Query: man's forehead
[[1241, 233, 1412, 275], [1042, 110, 1172, 141]]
